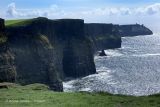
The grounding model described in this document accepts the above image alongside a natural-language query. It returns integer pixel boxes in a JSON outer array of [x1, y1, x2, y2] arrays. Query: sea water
[[63, 34, 160, 96]]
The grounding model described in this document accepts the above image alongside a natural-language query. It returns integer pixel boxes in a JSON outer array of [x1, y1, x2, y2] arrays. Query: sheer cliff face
[[5, 19, 63, 91], [85, 23, 121, 52], [84, 23, 152, 52], [0, 44, 16, 83], [118, 24, 153, 37], [1, 18, 96, 91], [53, 20, 96, 78], [0, 18, 16, 82]]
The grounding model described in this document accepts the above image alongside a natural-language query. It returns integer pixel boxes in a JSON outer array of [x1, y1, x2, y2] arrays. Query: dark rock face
[[117, 24, 153, 37], [0, 18, 5, 31], [0, 44, 16, 83], [85, 23, 152, 52], [59, 20, 96, 78], [0, 17, 96, 91], [0, 18, 16, 83], [85, 23, 121, 52]]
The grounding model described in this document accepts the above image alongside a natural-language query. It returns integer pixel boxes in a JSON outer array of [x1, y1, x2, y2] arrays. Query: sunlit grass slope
[[5, 19, 28, 26]]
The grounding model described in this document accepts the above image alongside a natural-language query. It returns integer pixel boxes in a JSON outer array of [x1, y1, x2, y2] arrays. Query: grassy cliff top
[[0, 83, 160, 107], [5, 17, 49, 27], [5, 19, 30, 27], [5, 18, 84, 27]]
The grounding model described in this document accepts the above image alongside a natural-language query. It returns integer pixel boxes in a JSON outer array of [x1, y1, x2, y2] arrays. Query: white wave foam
[[63, 69, 113, 92], [153, 33, 160, 36], [64, 34, 160, 96], [104, 50, 123, 57], [79, 88, 91, 92], [132, 53, 160, 57]]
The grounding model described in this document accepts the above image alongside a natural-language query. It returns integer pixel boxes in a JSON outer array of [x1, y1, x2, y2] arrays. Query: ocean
[[63, 34, 160, 96]]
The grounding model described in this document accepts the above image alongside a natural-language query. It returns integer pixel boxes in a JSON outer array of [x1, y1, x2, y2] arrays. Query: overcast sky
[[0, 0, 160, 33]]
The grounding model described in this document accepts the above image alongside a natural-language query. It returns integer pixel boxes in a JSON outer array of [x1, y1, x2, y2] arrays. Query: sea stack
[[99, 50, 107, 56]]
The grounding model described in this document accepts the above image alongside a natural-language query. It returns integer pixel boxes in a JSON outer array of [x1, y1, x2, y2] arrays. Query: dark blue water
[[64, 34, 160, 96]]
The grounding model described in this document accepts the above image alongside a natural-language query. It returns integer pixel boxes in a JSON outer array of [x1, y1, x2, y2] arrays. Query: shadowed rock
[[0, 18, 16, 83], [85, 23, 121, 52]]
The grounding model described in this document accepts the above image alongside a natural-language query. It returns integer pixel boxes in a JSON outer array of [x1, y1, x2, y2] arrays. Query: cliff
[[85, 23, 121, 52], [117, 24, 153, 37], [1, 17, 153, 92], [0, 17, 96, 91], [84, 23, 152, 52], [0, 18, 16, 83]]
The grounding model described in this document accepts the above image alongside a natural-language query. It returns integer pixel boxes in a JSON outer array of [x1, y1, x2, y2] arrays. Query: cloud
[[4, 2, 133, 19], [141, 3, 160, 15], [5, 2, 160, 19], [6, 3, 17, 17], [78, 3, 160, 17], [135, 3, 160, 15], [5, 3, 62, 18], [74, 7, 131, 18], [80, 3, 160, 17], [3, 2, 160, 32]]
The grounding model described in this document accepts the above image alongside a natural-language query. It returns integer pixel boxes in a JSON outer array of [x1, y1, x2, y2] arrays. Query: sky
[[0, 0, 160, 33]]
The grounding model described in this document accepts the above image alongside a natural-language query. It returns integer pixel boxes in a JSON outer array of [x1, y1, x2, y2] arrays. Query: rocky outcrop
[[117, 24, 153, 37], [0, 17, 96, 91], [85, 23, 121, 52]]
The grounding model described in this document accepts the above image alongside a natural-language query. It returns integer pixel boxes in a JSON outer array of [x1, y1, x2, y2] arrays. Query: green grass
[[5, 19, 31, 27], [5, 19, 26, 26], [0, 83, 160, 107], [5, 17, 48, 27]]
